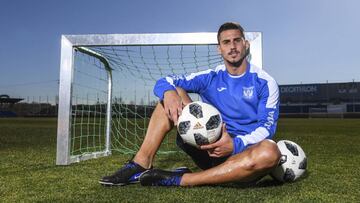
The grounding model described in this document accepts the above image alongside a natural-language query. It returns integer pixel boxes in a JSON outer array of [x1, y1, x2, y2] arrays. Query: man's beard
[[226, 48, 249, 67]]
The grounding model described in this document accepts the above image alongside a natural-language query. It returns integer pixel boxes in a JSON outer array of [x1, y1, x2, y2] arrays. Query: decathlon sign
[[280, 85, 318, 94]]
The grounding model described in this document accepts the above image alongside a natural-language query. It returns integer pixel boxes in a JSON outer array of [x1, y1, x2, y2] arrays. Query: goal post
[[56, 32, 263, 165], [56, 38, 113, 165]]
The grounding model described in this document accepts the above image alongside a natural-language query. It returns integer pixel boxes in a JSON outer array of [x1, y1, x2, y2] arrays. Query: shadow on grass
[[218, 171, 310, 189]]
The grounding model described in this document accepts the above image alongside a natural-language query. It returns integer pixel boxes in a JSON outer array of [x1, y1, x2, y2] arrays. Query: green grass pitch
[[1, 118, 359, 202]]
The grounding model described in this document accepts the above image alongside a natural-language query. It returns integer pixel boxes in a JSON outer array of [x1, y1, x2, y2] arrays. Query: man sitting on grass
[[99, 22, 281, 187]]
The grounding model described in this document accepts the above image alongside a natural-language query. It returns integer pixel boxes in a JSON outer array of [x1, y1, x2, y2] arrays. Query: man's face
[[217, 29, 249, 66]]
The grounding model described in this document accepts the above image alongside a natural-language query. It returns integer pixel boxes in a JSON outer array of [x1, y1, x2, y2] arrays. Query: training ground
[[0, 118, 359, 202]]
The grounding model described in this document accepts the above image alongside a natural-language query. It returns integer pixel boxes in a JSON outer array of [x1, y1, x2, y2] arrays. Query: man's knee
[[237, 140, 280, 172], [151, 102, 174, 130], [254, 140, 281, 170]]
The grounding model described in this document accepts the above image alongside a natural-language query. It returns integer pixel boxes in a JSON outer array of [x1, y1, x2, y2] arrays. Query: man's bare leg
[[133, 87, 192, 169], [132, 102, 172, 169], [180, 140, 281, 186], [100, 93, 186, 186]]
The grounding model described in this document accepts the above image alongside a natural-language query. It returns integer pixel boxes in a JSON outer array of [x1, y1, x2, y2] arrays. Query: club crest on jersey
[[243, 86, 254, 99]]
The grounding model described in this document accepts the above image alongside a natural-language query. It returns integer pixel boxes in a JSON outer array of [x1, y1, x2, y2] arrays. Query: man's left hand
[[200, 123, 234, 157]]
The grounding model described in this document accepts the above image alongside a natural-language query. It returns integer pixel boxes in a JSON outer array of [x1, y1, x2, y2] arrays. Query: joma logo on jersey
[[193, 122, 204, 130], [243, 86, 254, 99]]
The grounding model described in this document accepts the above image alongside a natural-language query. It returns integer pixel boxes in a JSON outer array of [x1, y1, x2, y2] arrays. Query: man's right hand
[[163, 90, 182, 125]]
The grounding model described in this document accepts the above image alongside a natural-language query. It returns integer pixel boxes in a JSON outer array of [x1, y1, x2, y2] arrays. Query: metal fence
[[1, 80, 360, 118]]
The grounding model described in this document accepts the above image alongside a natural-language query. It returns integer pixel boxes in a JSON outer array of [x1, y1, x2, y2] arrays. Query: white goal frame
[[56, 32, 263, 165]]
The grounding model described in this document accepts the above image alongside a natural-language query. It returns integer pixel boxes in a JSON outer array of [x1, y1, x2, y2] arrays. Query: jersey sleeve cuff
[[154, 86, 176, 100], [232, 136, 245, 155]]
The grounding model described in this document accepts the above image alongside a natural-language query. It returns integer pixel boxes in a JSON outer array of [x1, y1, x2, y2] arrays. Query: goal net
[[56, 32, 262, 165]]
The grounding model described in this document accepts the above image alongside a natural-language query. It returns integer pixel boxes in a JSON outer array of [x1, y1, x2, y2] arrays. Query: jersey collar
[[226, 62, 250, 78]]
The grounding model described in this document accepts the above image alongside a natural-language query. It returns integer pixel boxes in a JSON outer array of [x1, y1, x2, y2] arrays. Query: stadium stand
[[279, 82, 360, 118], [0, 95, 23, 117]]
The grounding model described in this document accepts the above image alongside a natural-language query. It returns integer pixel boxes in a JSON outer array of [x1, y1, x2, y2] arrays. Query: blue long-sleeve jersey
[[154, 63, 280, 154]]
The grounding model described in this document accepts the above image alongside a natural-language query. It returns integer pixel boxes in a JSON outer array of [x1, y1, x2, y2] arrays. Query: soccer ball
[[270, 140, 307, 182], [177, 101, 222, 148]]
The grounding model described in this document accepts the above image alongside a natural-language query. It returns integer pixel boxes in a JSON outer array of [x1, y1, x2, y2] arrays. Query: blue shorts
[[176, 134, 230, 170]]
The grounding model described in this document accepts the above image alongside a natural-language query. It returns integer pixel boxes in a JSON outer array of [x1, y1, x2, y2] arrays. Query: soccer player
[[99, 22, 281, 186]]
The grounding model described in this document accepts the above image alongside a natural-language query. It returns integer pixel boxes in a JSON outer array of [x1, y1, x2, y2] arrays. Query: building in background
[[0, 95, 23, 117], [279, 81, 360, 118]]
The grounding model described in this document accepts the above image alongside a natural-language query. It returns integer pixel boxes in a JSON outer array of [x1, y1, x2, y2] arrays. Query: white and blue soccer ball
[[177, 101, 222, 148], [271, 140, 307, 182]]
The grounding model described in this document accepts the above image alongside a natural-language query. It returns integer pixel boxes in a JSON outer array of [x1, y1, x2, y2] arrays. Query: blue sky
[[0, 0, 359, 99]]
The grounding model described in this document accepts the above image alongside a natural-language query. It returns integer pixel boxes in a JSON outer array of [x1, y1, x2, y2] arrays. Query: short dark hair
[[217, 22, 245, 44]]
